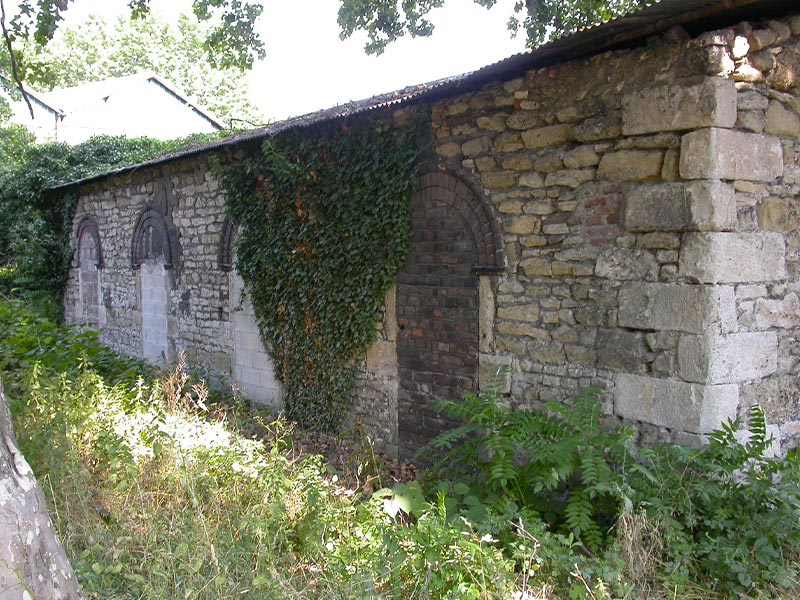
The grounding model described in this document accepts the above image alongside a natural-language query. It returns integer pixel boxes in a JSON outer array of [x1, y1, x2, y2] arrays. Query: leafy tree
[[20, 13, 263, 126], [337, 0, 649, 55], [1, 0, 264, 70], [0, 0, 264, 118]]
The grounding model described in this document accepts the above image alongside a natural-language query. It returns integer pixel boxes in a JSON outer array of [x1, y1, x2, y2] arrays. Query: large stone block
[[596, 248, 659, 281], [624, 181, 736, 232], [521, 124, 574, 149], [679, 128, 783, 182], [679, 232, 786, 283], [615, 373, 739, 434], [622, 77, 737, 135], [678, 331, 777, 384], [597, 150, 663, 182], [618, 282, 735, 334]]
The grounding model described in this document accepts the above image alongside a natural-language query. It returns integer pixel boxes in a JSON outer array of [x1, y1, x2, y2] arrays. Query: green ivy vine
[[217, 116, 422, 430]]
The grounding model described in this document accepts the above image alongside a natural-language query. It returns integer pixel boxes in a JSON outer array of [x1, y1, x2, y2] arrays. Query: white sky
[[61, 0, 528, 122]]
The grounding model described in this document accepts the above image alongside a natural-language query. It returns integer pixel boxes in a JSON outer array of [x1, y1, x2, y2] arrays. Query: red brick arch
[[396, 171, 504, 457]]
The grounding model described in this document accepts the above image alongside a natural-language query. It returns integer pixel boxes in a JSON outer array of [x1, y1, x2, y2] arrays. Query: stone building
[[59, 0, 800, 457]]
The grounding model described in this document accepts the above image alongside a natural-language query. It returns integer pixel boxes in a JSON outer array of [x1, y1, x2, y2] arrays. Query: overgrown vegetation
[[3, 297, 800, 599], [217, 117, 420, 430], [0, 128, 224, 307]]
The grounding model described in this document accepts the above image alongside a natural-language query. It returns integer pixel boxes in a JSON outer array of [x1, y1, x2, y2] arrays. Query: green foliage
[[337, 0, 648, 54], [509, 0, 647, 48], [2, 297, 524, 598], [423, 372, 800, 598], [19, 13, 262, 125], [0, 131, 224, 299], [424, 375, 633, 553], [631, 406, 800, 596], [217, 118, 420, 430], [3, 0, 265, 71]]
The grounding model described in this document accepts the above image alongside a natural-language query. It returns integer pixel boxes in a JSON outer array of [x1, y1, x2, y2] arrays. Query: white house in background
[[5, 71, 224, 144]]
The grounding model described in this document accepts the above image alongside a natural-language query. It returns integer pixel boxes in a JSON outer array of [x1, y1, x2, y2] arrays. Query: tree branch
[[0, 0, 34, 119]]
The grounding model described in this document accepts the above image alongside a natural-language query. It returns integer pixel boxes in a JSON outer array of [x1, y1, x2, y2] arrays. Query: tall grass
[[3, 295, 799, 599], [1, 298, 521, 599]]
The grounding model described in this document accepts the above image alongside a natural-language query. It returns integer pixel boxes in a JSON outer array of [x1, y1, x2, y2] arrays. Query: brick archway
[[396, 172, 504, 458]]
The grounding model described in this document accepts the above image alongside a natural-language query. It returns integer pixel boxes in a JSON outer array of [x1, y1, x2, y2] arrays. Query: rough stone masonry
[[64, 9, 800, 457]]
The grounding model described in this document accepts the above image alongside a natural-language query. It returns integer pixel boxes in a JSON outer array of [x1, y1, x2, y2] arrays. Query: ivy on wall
[[217, 116, 422, 430]]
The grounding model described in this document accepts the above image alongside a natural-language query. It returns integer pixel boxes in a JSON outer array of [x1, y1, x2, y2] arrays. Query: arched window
[[75, 216, 103, 325]]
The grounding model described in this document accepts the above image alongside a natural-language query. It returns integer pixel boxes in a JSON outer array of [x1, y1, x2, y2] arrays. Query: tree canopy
[[1, 0, 265, 70], [337, 0, 649, 55], [20, 13, 263, 126]]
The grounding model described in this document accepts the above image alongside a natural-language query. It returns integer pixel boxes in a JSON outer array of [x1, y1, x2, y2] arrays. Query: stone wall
[[63, 157, 283, 408], [424, 14, 800, 450], [64, 11, 800, 455]]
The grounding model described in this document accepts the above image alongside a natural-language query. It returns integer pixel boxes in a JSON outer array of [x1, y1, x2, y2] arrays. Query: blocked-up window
[[76, 218, 103, 326]]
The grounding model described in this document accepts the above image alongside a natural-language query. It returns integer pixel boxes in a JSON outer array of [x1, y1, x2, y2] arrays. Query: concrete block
[[618, 283, 728, 333], [679, 232, 786, 283], [680, 128, 783, 182], [615, 373, 739, 434], [678, 331, 777, 384], [623, 77, 737, 135], [624, 181, 736, 232]]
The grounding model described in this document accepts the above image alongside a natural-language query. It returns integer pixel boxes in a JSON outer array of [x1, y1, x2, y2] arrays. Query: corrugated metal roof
[[51, 0, 797, 191]]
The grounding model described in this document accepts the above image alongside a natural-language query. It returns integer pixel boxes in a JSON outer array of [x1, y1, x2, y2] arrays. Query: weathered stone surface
[[437, 142, 461, 158], [519, 172, 545, 188], [680, 128, 783, 181], [498, 303, 541, 321], [618, 283, 735, 334], [595, 248, 659, 281], [506, 215, 542, 235], [563, 145, 600, 168], [366, 340, 398, 378], [479, 353, 512, 393], [574, 113, 623, 142], [679, 232, 786, 283], [678, 332, 778, 384], [615, 373, 739, 434], [476, 115, 508, 132], [597, 150, 663, 182], [0, 379, 85, 600], [494, 132, 525, 153], [462, 136, 492, 157], [482, 171, 517, 190], [522, 124, 574, 149], [753, 293, 800, 329], [624, 180, 736, 232], [733, 62, 765, 83], [506, 110, 545, 130], [622, 77, 737, 135], [764, 100, 800, 137], [544, 169, 595, 189], [596, 328, 646, 370], [756, 196, 799, 232]]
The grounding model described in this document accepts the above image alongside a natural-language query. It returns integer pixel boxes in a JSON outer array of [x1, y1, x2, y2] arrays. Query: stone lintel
[[680, 128, 783, 182], [678, 331, 777, 384], [679, 232, 786, 283], [615, 373, 739, 434], [623, 77, 737, 135], [624, 180, 736, 232]]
